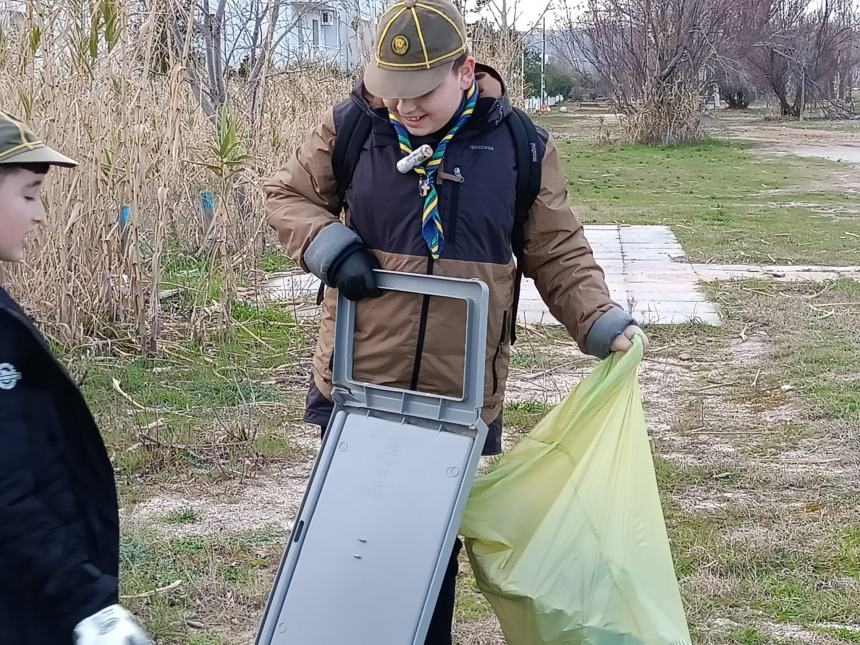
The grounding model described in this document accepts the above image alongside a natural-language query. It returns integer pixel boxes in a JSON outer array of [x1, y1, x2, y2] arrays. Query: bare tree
[[560, 0, 745, 143], [742, 0, 858, 118]]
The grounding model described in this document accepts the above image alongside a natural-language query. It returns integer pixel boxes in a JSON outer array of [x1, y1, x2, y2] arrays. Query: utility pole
[[799, 66, 806, 122], [541, 15, 546, 111], [521, 42, 526, 107]]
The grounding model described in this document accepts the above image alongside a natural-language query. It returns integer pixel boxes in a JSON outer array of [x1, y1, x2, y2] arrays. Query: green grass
[[160, 252, 227, 304], [821, 626, 860, 643], [164, 508, 202, 525], [121, 527, 284, 643], [186, 635, 225, 645], [654, 279, 860, 642], [504, 400, 554, 430], [71, 301, 312, 479], [558, 138, 860, 264], [754, 575, 858, 624], [732, 627, 766, 645], [81, 303, 308, 410], [790, 279, 860, 420], [655, 456, 743, 494], [455, 567, 496, 622], [258, 248, 295, 273], [663, 490, 860, 631], [706, 278, 860, 421], [509, 345, 548, 368]]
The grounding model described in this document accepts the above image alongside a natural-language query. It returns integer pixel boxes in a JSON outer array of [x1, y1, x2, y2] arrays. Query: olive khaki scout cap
[[364, 0, 468, 99], [0, 111, 77, 167]]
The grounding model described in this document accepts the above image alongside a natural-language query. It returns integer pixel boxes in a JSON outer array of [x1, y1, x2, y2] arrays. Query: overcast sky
[[515, 1, 585, 31], [514, 2, 561, 30], [467, 0, 564, 31]]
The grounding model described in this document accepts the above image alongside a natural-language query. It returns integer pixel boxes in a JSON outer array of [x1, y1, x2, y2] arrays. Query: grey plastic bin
[[256, 271, 490, 645]]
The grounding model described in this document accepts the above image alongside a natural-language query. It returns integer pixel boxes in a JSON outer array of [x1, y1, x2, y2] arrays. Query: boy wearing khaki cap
[[0, 112, 152, 645], [266, 1, 648, 641]]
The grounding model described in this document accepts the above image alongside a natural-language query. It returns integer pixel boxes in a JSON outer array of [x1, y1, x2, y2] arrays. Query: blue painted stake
[[200, 191, 216, 229], [120, 204, 131, 250]]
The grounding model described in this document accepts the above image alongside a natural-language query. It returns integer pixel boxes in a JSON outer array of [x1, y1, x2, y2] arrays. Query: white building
[[281, 1, 386, 70], [0, 0, 24, 30]]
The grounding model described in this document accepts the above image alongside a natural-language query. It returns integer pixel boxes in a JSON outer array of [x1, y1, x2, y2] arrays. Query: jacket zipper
[[410, 164, 463, 390], [447, 166, 463, 249], [491, 310, 509, 395], [409, 254, 434, 391]]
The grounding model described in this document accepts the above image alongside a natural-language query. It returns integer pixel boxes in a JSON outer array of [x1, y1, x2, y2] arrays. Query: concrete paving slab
[[624, 250, 685, 262], [520, 281, 630, 313], [693, 264, 860, 281], [619, 225, 678, 244], [591, 247, 624, 258], [590, 234, 622, 242], [592, 260, 626, 271], [621, 243, 686, 252], [604, 282, 629, 294], [589, 246, 622, 256], [625, 271, 700, 285], [634, 299, 720, 317], [267, 272, 320, 300], [636, 308, 721, 326], [630, 289, 709, 302]]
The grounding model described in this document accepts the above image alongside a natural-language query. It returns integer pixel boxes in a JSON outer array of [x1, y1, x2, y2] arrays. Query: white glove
[[74, 604, 154, 645]]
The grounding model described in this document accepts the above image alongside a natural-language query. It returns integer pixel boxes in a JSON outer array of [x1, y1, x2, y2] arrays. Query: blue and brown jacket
[[265, 65, 633, 450]]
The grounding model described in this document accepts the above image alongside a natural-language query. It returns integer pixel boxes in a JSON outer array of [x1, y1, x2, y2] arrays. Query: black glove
[[327, 244, 383, 301]]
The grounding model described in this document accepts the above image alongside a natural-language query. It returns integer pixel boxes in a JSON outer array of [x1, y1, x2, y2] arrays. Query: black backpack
[[331, 104, 543, 345]]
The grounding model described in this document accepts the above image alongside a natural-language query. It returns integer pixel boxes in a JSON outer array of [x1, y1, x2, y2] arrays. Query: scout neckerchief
[[388, 81, 478, 259]]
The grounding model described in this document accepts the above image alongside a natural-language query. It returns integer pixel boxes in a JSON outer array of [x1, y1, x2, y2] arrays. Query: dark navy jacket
[[0, 286, 118, 644]]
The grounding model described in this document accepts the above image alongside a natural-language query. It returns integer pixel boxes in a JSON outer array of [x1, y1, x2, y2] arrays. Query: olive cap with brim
[[364, 0, 468, 99], [0, 111, 78, 168]]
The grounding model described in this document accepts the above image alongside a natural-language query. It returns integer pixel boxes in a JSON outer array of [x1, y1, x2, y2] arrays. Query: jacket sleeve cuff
[[51, 564, 119, 633], [304, 223, 363, 285], [585, 307, 635, 359]]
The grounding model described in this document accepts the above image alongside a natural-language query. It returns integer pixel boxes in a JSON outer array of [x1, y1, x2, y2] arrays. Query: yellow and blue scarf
[[388, 81, 478, 259]]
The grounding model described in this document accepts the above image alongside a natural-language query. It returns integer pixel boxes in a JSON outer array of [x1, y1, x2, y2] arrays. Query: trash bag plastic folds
[[461, 336, 692, 645]]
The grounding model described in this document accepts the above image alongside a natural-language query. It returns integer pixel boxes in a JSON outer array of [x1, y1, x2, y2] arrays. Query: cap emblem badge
[[391, 34, 410, 56]]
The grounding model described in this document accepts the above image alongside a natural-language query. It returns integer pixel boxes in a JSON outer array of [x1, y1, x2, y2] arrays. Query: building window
[[321, 9, 334, 26]]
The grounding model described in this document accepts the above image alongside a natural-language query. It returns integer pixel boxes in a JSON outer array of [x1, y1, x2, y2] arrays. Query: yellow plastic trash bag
[[460, 336, 691, 645]]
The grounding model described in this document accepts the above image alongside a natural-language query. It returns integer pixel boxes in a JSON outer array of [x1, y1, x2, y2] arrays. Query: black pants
[[425, 537, 462, 645], [318, 423, 461, 643]]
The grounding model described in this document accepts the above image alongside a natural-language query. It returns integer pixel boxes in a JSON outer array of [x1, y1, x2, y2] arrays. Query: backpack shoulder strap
[[506, 107, 545, 344], [332, 99, 374, 202], [509, 107, 543, 229]]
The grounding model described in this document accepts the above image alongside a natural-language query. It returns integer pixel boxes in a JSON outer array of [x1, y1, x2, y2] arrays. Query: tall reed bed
[[0, 0, 350, 350]]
